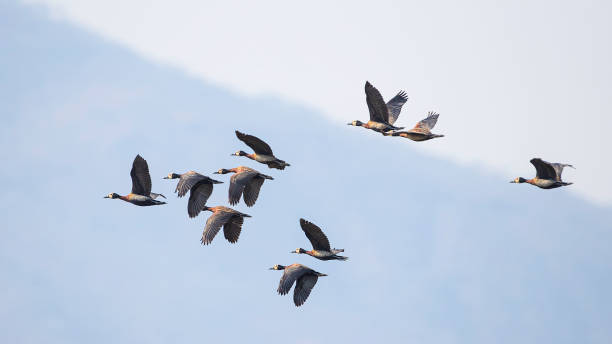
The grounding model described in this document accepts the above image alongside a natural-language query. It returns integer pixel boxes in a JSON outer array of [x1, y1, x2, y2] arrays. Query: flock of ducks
[[104, 81, 575, 307]]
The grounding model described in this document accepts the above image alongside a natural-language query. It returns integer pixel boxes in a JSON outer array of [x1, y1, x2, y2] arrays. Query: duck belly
[[367, 121, 392, 131], [532, 179, 561, 189], [254, 154, 276, 163]]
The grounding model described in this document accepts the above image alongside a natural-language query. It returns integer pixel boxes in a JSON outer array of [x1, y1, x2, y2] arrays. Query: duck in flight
[[510, 158, 574, 189], [214, 166, 273, 207], [163, 171, 223, 218], [200, 206, 251, 245], [233, 131, 290, 170], [348, 81, 407, 133], [269, 264, 327, 307], [292, 218, 347, 261], [383, 111, 444, 141], [104, 155, 166, 206]]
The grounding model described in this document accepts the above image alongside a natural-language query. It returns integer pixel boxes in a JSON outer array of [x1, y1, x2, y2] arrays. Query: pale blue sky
[[1, 2, 611, 343]]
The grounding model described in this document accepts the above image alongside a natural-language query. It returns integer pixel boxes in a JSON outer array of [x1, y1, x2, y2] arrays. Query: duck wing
[[549, 162, 574, 182], [411, 112, 439, 133], [278, 264, 310, 295], [130, 155, 152, 196], [223, 214, 246, 243], [176, 171, 208, 197], [530, 158, 557, 180], [187, 182, 214, 218], [365, 81, 391, 123], [243, 176, 266, 207], [386, 90, 408, 125], [299, 218, 331, 251], [201, 210, 235, 245], [235, 131, 273, 155], [293, 274, 319, 307], [229, 171, 259, 205]]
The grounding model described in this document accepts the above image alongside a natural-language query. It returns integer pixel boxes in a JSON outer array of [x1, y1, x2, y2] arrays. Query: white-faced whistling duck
[[163, 171, 223, 218], [104, 155, 166, 206], [383, 111, 444, 141], [293, 218, 348, 261], [348, 81, 408, 134], [511, 158, 574, 189], [269, 264, 327, 307], [200, 206, 252, 245], [233, 131, 290, 170], [213, 166, 273, 207]]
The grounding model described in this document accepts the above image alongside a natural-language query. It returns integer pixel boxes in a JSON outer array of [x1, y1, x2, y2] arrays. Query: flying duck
[[214, 166, 273, 207], [233, 131, 290, 170], [348, 81, 407, 133], [163, 171, 223, 217], [104, 155, 166, 206]]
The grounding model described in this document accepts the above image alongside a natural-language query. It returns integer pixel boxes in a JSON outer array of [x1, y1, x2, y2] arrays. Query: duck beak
[[213, 171, 220, 174], [103, 195, 110, 198], [268, 267, 275, 270], [290, 251, 297, 253], [163, 176, 169, 179], [346, 123, 352, 125]]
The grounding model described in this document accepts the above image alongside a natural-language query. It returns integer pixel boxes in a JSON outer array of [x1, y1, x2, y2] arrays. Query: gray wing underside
[[293, 274, 318, 307], [201, 211, 235, 245], [188, 182, 214, 218], [229, 171, 259, 205], [386, 90, 408, 125]]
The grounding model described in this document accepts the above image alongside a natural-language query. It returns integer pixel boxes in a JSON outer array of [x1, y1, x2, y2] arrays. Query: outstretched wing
[[550, 162, 574, 181], [223, 215, 245, 243], [365, 81, 390, 123], [201, 211, 235, 245], [130, 155, 152, 196], [530, 158, 557, 180], [293, 274, 319, 307], [187, 182, 214, 218], [299, 218, 331, 251], [243, 176, 266, 207], [277, 264, 309, 295], [412, 111, 439, 133], [235, 131, 274, 155], [386, 90, 408, 125], [176, 171, 208, 197], [229, 171, 258, 205]]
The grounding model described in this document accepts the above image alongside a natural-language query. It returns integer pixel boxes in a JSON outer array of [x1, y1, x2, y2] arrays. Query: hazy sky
[[2, 2, 612, 343], [22, 0, 612, 205]]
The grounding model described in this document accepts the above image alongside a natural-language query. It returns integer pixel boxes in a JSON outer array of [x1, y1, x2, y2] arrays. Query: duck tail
[[335, 255, 349, 261], [261, 174, 274, 180]]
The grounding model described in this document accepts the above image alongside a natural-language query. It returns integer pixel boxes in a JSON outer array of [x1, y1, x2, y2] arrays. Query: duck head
[[104, 192, 120, 199], [347, 120, 364, 127], [163, 173, 181, 179], [214, 168, 231, 174], [269, 264, 286, 271], [232, 150, 248, 157], [510, 177, 527, 184], [292, 248, 307, 254]]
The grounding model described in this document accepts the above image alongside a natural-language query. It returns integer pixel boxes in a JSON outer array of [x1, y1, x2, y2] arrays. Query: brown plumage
[[200, 206, 251, 245], [383, 111, 444, 141]]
